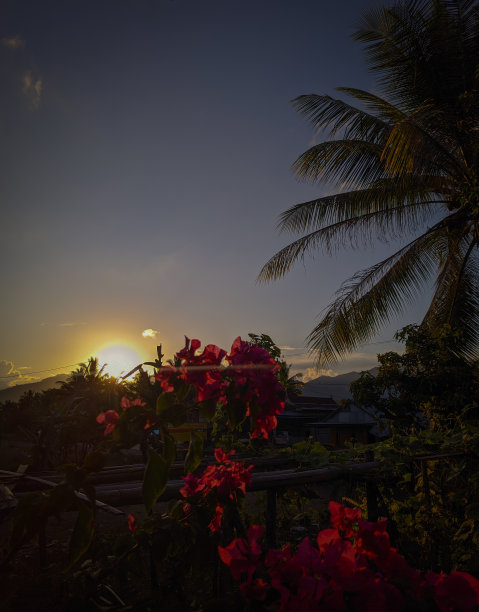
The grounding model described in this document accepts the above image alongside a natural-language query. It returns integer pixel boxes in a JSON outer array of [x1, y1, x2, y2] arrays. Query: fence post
[[266, 488, 277, 548]]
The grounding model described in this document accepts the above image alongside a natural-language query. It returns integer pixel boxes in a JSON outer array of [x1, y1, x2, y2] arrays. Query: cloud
[[58, 321, 87, 327], [301, 367, 338, 382], [22, 70, 42, 107], [278, 346, 299, 352], [1, 35, 24, 49], [142, 328, 160, 338], [0, 360, 40, 389]]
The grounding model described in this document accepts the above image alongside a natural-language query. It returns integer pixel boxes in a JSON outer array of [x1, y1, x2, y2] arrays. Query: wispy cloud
[[142, 328, 160, 338], [287, 348, 381, 381], [301, 367, 338, 382], [58, 321, 87, 327], [1, 35, 24, 49], [22, 70, 42, 107], [0, 360, 40, 389]]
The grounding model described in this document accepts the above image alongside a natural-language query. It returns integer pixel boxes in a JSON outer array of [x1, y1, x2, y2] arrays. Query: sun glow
[[96, 344, 144, 378]]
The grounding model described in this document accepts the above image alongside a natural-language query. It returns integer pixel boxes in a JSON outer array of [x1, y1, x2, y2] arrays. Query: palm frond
[[258, 201, 444, 283], [291, 93, 390, 142], [306, 221, 450, 365], [278, 175, 447, 234], [335, 87, 405, 124], [354, 1, 479, 113], [423, 231, 479, 357], [380, 106, 467, 177], [261, 0, 479, 365], [292, 139, 386, 189]]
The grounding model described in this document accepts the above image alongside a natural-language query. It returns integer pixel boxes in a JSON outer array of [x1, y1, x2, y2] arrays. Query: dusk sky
[[1, 0, 431, 387]]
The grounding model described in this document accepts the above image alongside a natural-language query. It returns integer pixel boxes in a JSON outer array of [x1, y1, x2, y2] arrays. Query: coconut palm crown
[[258, 0, 479, 366]]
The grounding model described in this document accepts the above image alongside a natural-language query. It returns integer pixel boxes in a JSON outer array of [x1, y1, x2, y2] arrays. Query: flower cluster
[[180, 448, 253, 533], [96, 397, 146, 436], [225, 337, 285, 438], [218, 501, 479, 611], [155, 336, 285, 438], [156, 337, 227, 403]]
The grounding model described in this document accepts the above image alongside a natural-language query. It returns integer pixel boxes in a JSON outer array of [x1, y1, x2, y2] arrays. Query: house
[[275, 394, 339, 443], [309, 403, 377, 448], [276, 394, 377, 448]]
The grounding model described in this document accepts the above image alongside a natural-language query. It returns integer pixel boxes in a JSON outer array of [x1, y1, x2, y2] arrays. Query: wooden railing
[[4, 458, 380, 547]]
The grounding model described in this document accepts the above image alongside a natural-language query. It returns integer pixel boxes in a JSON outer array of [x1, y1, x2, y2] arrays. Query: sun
[[96, 344, 144, 378]]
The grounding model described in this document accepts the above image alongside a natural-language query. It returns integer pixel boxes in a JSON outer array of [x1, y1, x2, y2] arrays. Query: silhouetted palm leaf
[[259, 0, 479, 365]]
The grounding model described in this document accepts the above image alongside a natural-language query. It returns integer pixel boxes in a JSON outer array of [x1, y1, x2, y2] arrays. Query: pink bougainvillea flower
[[187, 447, 252, 502], [181, 448, 252, 532], [214, 447, 233, 463], [429, 571, 479, 612], [217, 525, 264, 580], [208, 503, 224, 533], [154, 364, 178, 393], [176, 336, 202, 361], [316, 528, 341, 552], [220, 500, 479, 612], [182, 502, 193, 520], [224, 337, 285, 439], [227, 336, 276, 367], [96, 409, 119, 435], [155, 335, 285, 439], [180, 473, 204, 498], [356, 517, 390, 559], [240, 577, 270, 601], [329, 501, 361, 537], [127, 514, 137, 533], [120, 396, 146, 411], [294, 536, 322, 576]]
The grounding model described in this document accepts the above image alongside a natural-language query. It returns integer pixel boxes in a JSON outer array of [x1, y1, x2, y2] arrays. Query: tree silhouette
[[259, 0, 479, 366]]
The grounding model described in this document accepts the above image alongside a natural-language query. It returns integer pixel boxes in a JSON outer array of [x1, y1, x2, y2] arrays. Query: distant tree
[[350, 324, 479, 433], [248, 333, 304, 397], [259, 0, 479, 366]]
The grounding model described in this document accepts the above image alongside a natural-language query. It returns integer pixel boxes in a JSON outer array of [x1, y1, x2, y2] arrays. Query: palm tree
[[259, 0, 479, 366]]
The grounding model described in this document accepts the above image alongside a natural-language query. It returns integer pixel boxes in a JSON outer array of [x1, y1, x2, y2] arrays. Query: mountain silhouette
[[302, 368, 377, 401], [0, 373, 68, 402]]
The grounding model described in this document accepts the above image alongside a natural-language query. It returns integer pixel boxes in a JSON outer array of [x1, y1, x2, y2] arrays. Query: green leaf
[[198, 398, 217, 420], [167, 404, 188, 427], [156, 392, 173, 418], [82, 450, 106, 473], [226, 398, 247, 429], [164, 433, 177, 466], [69, 502, 95, 567], [184, 431, 204, 474], [142, 449, 168, 513], [176, 382, 194, 402]]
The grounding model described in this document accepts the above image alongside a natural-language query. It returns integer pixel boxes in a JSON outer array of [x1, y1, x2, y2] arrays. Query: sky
[[0, 0, 432, 388]]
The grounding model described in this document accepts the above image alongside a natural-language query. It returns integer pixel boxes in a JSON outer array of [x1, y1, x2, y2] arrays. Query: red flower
[[220, 500, 479, 612], [240, 577, 270, 601], [180, 473, 204, 498], [355, 517, 390, 559], [96, 409, 119, 435], [155, 364, 178, 393], [429, 571, 479, 612], [225, 337, 285, 439], [329, 501, 361, 537], [120, 396, 146, 411], [127, 514, 137, 533], [181, 448, 252, 532], [218, 525, 264, 580], [208, 503, 224, 533]]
